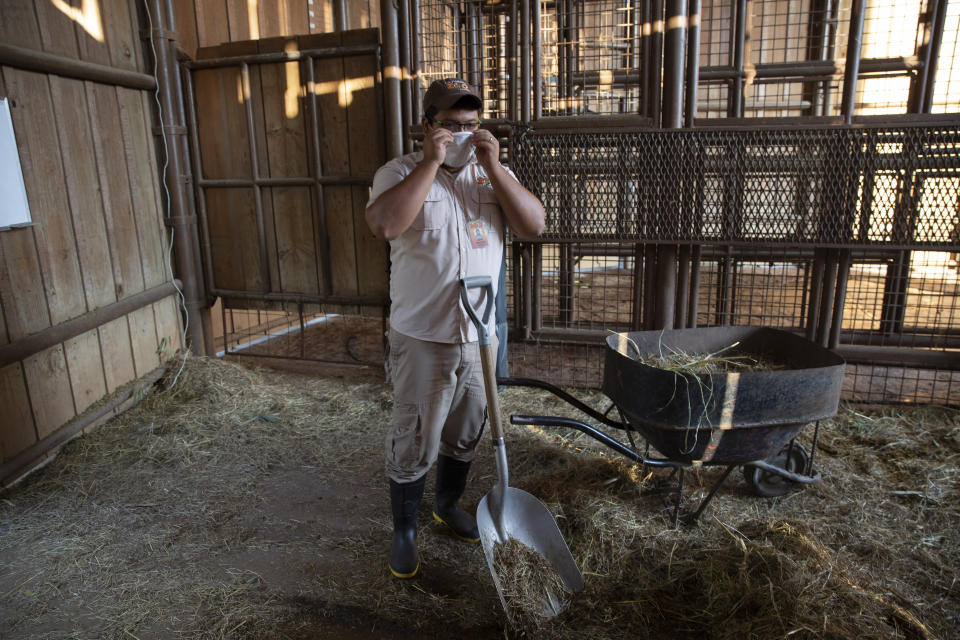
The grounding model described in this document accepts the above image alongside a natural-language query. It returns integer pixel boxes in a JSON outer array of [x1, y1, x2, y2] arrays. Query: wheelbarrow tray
[[602, 326, 845, 464]]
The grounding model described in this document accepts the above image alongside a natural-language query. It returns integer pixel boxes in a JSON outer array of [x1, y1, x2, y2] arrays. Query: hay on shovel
[[492, 537, 574, 630]]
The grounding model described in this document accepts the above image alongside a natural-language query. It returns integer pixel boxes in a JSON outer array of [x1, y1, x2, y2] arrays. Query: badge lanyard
[[458, 164, 489, 249]]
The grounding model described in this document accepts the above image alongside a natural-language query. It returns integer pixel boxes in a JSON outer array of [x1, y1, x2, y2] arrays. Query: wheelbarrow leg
[[690, 465, 737, 522], [672, 468, 684, 528], [807, 420, 821, 476]]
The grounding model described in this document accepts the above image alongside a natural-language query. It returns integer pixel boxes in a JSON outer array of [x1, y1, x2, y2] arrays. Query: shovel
[[459, 276, 584, 615]]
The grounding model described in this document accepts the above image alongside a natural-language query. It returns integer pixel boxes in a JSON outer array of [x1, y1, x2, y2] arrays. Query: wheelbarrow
[[500, 326, 845, 525]]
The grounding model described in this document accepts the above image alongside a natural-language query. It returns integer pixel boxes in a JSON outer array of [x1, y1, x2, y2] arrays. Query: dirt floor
[[1, 355, 958, 639]]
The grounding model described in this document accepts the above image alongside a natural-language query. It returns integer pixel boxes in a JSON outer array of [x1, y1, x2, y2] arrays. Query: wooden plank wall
[[0, 1, 184, 478], [174, 0, 383, 59], [192, 29, 387, 319], [172, 0, 388, 348]]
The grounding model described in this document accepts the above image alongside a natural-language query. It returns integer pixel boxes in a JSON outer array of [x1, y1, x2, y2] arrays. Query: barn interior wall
[[0, 1, 187, 484]]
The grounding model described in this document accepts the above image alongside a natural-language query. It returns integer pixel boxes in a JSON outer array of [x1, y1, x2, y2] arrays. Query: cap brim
[[432, 93, 482, 112]]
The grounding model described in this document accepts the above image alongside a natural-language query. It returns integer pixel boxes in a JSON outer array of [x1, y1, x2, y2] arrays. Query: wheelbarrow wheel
[[742, 444, 809, 498]]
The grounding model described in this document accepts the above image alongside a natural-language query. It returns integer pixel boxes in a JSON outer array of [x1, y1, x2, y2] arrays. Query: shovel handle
[[460, 277, 505, 441], [459, 276, 494, 346]]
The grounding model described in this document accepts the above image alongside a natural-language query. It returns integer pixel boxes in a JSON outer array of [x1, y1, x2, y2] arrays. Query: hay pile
[[0, 354, 957, 639], [492, 538, 573, 630]]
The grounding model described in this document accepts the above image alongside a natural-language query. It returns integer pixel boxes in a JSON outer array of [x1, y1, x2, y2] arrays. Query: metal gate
[[405, 0, 960, 404], [184, 29, 389, 367]]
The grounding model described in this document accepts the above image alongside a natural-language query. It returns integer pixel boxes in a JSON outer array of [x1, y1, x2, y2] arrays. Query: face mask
[[443, 131, 475, 168]]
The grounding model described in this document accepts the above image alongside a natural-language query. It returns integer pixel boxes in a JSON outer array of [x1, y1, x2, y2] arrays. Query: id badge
[[467, 219, 489, 248]]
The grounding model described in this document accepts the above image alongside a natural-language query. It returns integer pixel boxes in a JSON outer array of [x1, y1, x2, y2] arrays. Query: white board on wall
[[0, 97, 32, 231]]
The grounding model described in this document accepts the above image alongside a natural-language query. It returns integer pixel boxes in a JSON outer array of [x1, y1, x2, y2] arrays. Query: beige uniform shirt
[[367, 152, 515, 343]]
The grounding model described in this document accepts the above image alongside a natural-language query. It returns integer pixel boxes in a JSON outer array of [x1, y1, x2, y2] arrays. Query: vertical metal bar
[[398, 0, 413, 153], [455, 4, 464, 78], [182, 69, 216, 301], [410, 0, 422, 119], [641, 0, 652, 117], [729, 0, 746, 118], [687, 243, 700, 328], [532, 244, 543, 332], [465, 1, 478, 88], [840, 0, 865, 124], [804, 0, 829, 116], [715, 247, 734, 326], [643, 244, 658, 329], [533, 0, 542, 119], [221, 300, 230, 353], [513, 241, 523, 334], [816, 249, 838, 347], [567, 0, 578, 114], [497, 13, 507, 117], [656, 245, 677, 329], [806, 249, 825, 341], [521, 0, 531, 121], [510, 0, 519, 120], [684, 0, 700, 126], [478, 8, 487, 106], [298, 303, 306, 358], [632, 243, 645, 330], [662, 0, 687, 128], [879, 250, 910, 338], [240, 63, 272, 294], [306, 59, 334, 296], [909, 0, 948, 114], [148, 0, 209, 354], [334, 0, 347, 30], [821, 0, 840, 117], [649, 0, 664, 125], [660, 0, 685, 329], [675, 245, 690, 328], [560, 243, 574, 326], [633, 0, 642, 113], [381, 0, 404, 159], [828, 249, 851, 349], [557, 0, 566, 114]]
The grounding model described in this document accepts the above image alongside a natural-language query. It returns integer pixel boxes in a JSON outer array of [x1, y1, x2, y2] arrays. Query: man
[[365, 78, 545, 578]]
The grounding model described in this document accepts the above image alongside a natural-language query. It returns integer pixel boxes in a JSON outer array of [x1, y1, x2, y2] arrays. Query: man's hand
[[472, 130, 500, 172], [423, 126, 453, 167]]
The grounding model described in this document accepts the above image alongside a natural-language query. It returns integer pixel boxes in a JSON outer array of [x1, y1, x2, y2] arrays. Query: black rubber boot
[[432, 455, 480, 542], [389, 476, 425, 578]]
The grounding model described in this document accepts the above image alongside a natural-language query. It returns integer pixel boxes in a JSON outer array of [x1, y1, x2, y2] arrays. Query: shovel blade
[[477, 486, 584, 614]]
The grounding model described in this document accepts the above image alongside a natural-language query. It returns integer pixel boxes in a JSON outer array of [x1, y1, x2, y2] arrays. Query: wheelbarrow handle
[[460, 277, 505, 442]]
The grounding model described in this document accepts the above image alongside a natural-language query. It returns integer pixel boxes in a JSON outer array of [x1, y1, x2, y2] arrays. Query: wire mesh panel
[[696, 0, 852, 118], [694, 249, 813, 329], [418, 0, 511, 119], [507, 125, 959, 404], [418, 0, 649, 118], [512, 125, 960, 247], [560, 0, 644, 115]]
